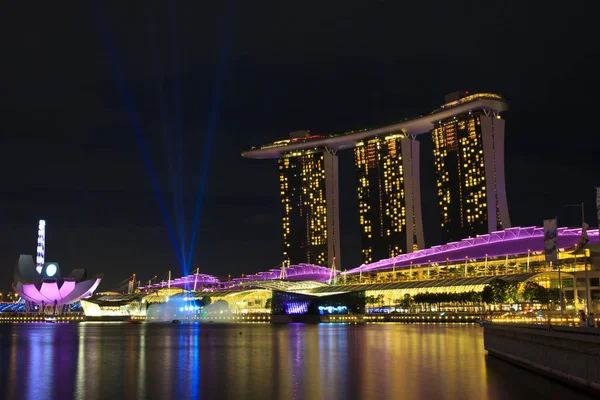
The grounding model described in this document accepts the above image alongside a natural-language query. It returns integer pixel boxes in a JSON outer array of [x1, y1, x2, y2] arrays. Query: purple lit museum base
[[13, 254, 103, 307]]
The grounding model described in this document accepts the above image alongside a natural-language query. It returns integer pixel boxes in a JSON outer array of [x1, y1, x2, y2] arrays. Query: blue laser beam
[[186, 1, 238, 269], [169, 0, 187, 274], [158, 80, 183, 265], [93, 1, 185, 269], [142, 3, 187, 275]]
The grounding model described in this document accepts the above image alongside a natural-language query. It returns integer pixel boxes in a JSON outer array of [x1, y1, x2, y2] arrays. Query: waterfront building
[[13, 254, 103, 314], [11, 220, 103, 315], [432, 91, 511, 242], [354, 135, 424, 264]]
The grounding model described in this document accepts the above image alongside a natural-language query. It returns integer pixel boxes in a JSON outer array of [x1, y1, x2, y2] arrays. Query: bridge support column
[[401, 138, 425, 252], [324, 148, 341, 271]]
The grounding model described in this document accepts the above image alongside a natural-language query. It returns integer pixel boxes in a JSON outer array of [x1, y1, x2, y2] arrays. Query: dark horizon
[[1, 1, 599, 292]]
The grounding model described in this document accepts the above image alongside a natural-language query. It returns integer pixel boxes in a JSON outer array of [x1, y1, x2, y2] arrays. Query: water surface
[[0, 323, 593, 400]]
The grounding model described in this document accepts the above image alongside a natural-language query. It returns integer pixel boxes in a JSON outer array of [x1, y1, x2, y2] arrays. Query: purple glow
[[12, 221, 104, 307], [134, 227, 598, 291], [40, 281, 61, 302], [140, 264, 335, 291], [231, 264, 334, 284], [285, 301, 310, 315], [61, 278, 102, 303], [21, 283, 48, 303], [346, 226, 599, 274], [15, 278, 102, 306], [59, 280, 76, 299]]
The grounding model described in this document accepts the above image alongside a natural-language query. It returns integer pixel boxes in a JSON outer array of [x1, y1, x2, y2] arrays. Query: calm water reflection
[[0, 323, 593, 400]]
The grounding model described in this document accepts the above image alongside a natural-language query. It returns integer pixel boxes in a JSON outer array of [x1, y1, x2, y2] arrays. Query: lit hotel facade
[[355, 135, 424, 264], [242, 93, 510, 270], [432, 92, 511, 243], [278, 146, 340, 268]]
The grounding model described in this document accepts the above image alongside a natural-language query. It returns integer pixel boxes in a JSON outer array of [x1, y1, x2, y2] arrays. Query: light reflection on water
[[0, 323, 594, 400]]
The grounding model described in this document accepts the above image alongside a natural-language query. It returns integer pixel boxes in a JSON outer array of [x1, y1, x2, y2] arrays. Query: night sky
[[1, 1, 598, 291]]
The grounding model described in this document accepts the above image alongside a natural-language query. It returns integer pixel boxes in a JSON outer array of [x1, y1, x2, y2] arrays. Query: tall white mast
[[36, 220, 46, 274], [279, 261, 287, 279], [193, 267, 199, 291], [328, 257, 337, 285]]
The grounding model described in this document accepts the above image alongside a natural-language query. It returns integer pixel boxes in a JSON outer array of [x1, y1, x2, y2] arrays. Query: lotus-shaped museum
[[12, 254, 103, 310]]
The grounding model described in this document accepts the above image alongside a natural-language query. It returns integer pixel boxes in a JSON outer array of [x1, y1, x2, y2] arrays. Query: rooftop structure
[[230, 264, 335, 284], [242, 93, 508, 159], [287, 272, 573, 297], [138, 264, 334, 291]]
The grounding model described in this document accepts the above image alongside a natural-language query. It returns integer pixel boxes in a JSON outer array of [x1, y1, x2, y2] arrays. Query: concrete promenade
[[482, 322, 600, 395]]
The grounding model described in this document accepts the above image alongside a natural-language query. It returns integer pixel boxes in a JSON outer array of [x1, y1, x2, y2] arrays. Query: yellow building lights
[[433, 111, 498, 241], [278, 152, 328, 266], [354, 135, 408, 264]]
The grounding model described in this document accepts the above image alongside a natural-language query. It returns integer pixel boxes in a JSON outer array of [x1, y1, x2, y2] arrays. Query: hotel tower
[[242, 92, 510, 269], [278, 136, 340, 268], [354, 135, 424, 264], [431, 91, 511, 243]]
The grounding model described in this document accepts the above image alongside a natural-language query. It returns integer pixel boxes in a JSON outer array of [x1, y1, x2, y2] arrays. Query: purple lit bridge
[[346, 226, 599, 274], [139, 264, 334, 291], [230, 264, 334, 283]]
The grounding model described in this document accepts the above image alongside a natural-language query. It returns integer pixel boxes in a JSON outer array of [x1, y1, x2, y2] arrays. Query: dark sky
[[1, 1, 598, 291]]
